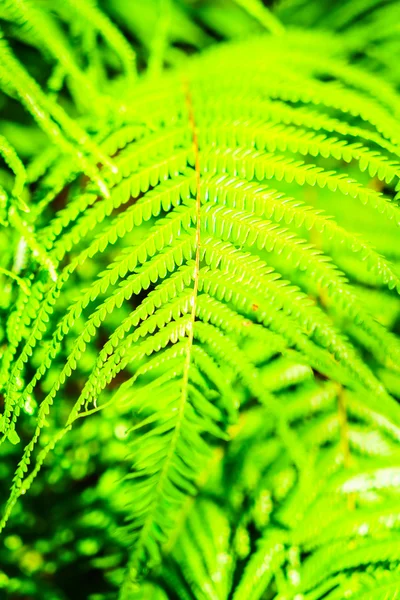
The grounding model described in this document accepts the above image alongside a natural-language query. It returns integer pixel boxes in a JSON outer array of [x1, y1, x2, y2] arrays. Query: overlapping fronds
[[1, 2, 400, 599]]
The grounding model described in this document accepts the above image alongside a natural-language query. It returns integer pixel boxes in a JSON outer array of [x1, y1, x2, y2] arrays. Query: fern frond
[[232, 530, 286, 600], [1, 17, 400, 600]]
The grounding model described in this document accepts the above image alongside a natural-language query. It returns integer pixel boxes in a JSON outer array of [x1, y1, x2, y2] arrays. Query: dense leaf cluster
[[0, 1, 400, 599]]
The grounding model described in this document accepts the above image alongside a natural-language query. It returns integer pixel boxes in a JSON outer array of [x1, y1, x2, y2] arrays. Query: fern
[[1, 1, 400, 599]]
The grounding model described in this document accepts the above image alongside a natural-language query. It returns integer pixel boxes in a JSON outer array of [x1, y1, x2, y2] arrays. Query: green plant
[[1, 1, 400, 599]]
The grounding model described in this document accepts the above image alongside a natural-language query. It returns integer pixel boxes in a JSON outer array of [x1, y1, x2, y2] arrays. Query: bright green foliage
[[1, 1, 400, 599]]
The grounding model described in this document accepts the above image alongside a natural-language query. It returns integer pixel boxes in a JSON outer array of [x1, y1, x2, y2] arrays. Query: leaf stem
[[234, 0, 285, 36]]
